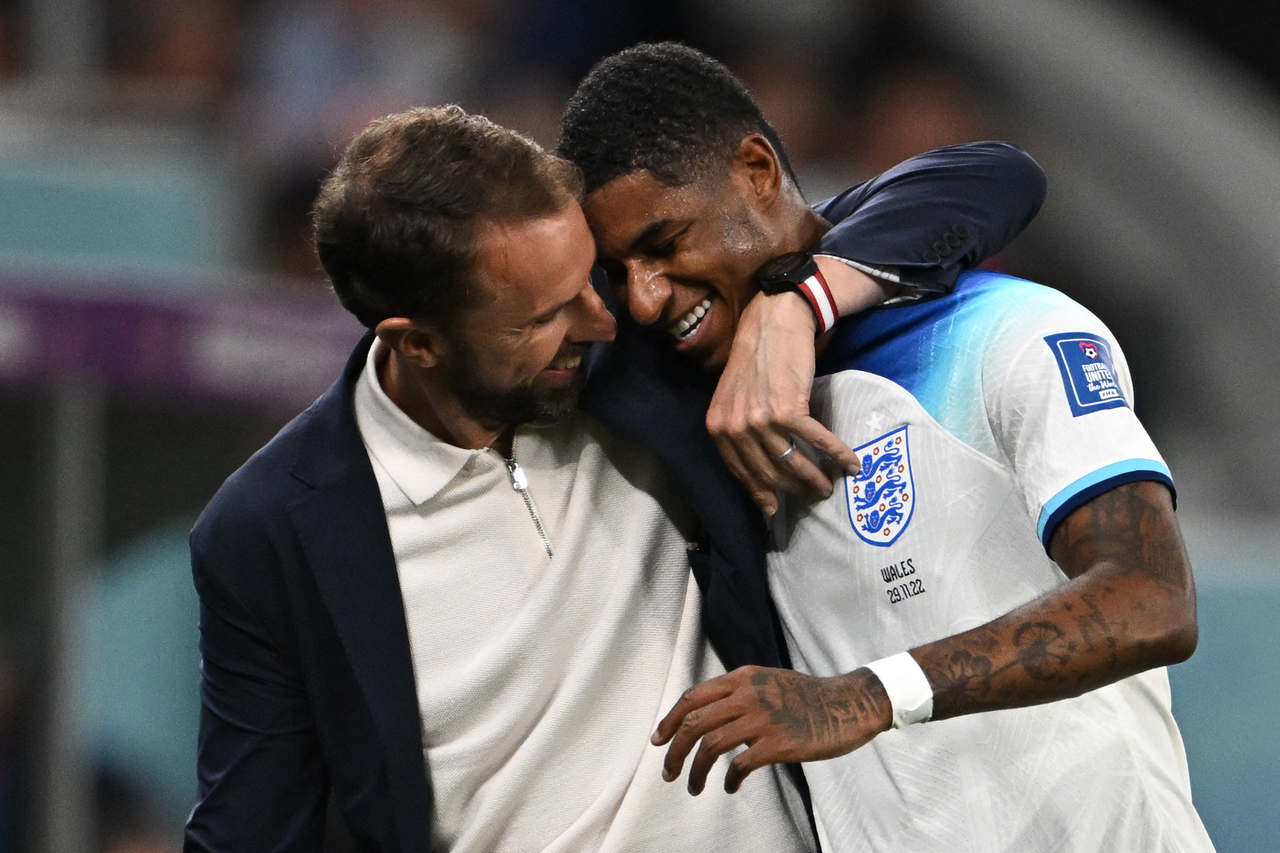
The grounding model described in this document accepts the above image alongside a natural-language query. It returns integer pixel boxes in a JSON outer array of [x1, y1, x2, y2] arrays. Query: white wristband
[[796, 270, 838, 333], [864, 651, 933, 729]]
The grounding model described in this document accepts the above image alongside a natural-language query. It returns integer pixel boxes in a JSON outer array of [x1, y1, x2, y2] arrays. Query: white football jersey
[[768, 271, 1213, 852]]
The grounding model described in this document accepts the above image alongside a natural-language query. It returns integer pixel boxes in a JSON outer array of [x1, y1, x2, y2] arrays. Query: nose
[[623, 261, 671, 327], [568, 284, 617, 343]]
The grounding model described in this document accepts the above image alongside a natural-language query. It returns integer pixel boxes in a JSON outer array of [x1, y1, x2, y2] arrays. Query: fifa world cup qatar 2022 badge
[[845, 426, 915, 547], [1044, 331, 1129, 417]]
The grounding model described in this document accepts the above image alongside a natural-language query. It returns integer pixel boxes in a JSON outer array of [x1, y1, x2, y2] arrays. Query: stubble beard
[[443, 339, 587, 428]]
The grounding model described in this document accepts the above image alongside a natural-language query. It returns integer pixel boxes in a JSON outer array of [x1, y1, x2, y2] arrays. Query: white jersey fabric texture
[[768, 271, 1213, 853], [353, 341, 813, 853]]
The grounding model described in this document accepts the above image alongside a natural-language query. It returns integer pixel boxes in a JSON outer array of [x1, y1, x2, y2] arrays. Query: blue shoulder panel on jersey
[[816, 269, 1038, 427], [1036, 459, 1175, 550]]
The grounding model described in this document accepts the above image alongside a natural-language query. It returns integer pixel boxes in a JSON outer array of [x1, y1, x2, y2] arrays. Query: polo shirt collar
[[355, 339, 489, 506]]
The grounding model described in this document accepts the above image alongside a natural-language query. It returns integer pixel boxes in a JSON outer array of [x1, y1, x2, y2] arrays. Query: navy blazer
[[184, 142, 1045, 852]]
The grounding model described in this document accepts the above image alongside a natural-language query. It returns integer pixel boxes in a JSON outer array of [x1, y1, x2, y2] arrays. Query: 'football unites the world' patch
[[1044, 332, 1128, 417], [845, 425, 915, 546]]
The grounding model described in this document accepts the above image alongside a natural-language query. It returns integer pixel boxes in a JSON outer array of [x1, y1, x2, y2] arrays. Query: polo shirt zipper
[[502, 451, 553, 560]]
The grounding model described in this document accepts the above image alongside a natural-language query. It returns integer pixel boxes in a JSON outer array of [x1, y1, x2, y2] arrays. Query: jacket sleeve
[[183, 494, 329, 852], [814, 141, 1046, 294]]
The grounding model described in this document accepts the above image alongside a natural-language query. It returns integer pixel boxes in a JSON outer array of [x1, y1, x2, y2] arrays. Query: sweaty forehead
[[582, 170, 707, 257]]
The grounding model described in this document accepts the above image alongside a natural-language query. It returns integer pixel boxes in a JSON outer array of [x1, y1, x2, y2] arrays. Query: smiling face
[[437, 201, 615, 429], [584, 164, 784, 371]]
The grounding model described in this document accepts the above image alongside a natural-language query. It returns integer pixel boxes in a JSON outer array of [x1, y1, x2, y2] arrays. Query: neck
[[379, 348, 512, 453], [790, 205, 832, 253], [766, 178, 831, 255]]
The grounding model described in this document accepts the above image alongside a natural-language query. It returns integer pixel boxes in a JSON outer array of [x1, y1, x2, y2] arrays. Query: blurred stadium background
[[0, 0, 1276, 850]]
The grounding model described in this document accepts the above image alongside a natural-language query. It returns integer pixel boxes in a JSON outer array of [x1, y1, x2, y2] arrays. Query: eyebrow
[[625, 218, 673, 255]]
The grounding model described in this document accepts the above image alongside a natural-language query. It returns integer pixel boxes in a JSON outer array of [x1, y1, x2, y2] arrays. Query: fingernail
[[662, 768, 674, 782], [651, 731, 661, 745]]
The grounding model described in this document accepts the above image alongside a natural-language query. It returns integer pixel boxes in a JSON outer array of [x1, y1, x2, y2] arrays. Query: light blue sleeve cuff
[[1037, 458, 1175, 551]]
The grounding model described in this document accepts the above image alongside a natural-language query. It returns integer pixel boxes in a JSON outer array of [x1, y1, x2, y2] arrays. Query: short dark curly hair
[[312, 105, 583, 329], [557, 42, 796, 194]]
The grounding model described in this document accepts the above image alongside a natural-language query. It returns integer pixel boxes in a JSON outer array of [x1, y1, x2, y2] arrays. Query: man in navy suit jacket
[[185, 86, 1044, 852]]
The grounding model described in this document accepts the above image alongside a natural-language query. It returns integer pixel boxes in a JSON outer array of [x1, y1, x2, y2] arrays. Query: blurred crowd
[[0, 0, 1049, 284]]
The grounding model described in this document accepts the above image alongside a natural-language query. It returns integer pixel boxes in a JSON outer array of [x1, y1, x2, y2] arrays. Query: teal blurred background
[[1, 1, 1276, 850]]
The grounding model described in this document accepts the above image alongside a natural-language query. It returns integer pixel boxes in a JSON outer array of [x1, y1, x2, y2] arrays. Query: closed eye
[[645, 229, 686, 259], [648, 239, 677, 258]]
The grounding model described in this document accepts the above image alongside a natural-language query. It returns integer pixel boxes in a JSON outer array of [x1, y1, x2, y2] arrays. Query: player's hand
[[707, 290, 856, 516], [651, 665, 892, 795]]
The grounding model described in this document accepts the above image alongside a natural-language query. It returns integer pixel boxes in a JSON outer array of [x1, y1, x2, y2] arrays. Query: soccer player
[[562, 42, 1214, 851]]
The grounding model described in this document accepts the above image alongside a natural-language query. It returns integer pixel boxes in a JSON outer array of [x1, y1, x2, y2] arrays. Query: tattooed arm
[[652, 480, 1197, 795], [920, 480, 1196, 717]]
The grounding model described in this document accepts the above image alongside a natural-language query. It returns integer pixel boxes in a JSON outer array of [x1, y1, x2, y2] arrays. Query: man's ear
[[732, 133, 784, 211], [375, 317, 448, 368]]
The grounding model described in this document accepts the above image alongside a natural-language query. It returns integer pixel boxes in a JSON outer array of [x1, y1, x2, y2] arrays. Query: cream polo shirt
[[353, 341, 813, 853]]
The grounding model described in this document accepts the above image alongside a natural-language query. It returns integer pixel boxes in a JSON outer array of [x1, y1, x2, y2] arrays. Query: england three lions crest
[[845, 426, 915, 546]]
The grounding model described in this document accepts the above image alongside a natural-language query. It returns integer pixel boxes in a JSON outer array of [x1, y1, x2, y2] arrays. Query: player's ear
[[731, 133, 784, 211], [375, 317, 448, 368]]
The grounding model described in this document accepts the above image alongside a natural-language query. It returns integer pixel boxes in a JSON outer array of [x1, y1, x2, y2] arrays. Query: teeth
[[668, 298, 712, 341], [549, 353, 582, 370]]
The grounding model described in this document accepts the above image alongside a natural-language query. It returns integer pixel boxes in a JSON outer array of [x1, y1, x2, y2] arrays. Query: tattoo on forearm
[[926, 481, 1192, 720], [1012, 621, 1072, 680], [929, 647, 996, 708]]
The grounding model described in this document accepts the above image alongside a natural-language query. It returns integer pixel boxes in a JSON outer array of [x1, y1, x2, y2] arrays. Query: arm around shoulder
[[816, 140, 1046, 294]]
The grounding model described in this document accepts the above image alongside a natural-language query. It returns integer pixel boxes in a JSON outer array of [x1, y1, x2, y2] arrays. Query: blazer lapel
[[287, 334, 431, 851]]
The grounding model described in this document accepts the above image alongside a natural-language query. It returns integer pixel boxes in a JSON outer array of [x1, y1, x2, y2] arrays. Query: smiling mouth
[[667, 298, 711, 342], [548, 352, 582, 371]]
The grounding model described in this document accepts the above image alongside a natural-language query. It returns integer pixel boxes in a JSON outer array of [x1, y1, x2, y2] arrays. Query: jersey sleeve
[[812, 141, 1046, 295], [983, 291, 1174, 551]]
